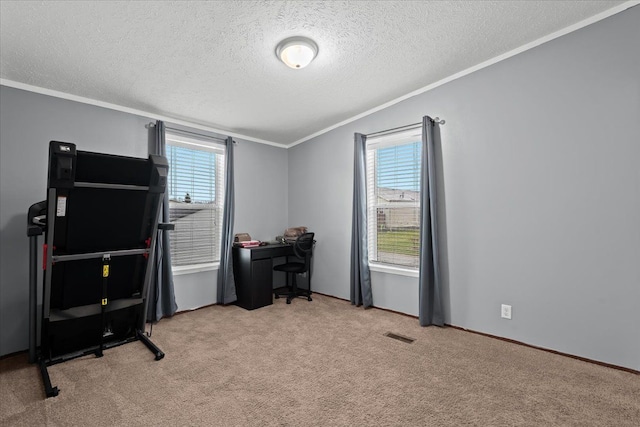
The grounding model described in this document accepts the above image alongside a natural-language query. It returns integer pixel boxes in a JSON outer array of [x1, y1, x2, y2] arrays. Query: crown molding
[[0, 79, 288, 149], [287, 0, 640, 148]]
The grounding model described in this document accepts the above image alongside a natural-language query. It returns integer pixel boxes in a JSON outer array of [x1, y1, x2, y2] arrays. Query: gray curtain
[[350, 133, 373, 307], [149, 120, 178, 322], [419, 116, 444, 326], [217, 136, 237, 304]]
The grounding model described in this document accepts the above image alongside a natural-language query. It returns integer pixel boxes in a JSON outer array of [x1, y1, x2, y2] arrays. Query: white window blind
[[366, 127, 422, 269], [166, 132, 225, 267]]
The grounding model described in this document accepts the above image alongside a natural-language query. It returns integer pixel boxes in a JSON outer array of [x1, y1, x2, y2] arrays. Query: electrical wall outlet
[[501, 304, 512, 319]]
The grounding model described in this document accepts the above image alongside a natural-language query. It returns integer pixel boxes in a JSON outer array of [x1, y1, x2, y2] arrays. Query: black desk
[[232, 243, 293, 310]]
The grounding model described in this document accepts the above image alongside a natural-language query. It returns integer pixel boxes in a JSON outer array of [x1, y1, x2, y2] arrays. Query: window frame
[[165, 131, 226, 273], [365, 126, 422, 274]]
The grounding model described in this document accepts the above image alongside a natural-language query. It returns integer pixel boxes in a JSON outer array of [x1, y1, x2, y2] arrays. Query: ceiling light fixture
[[275, 37, 318, 69]]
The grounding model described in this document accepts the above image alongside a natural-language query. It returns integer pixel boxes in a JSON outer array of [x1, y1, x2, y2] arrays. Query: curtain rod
[[365, 117, 445, 138], [146, 122, 230, 144]]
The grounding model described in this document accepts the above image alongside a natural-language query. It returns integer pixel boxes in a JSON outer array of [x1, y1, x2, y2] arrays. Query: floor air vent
[[384, 332, 415, 344]]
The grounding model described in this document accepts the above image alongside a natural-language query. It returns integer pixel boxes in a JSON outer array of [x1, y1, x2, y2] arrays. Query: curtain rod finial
[[433, 117, 445, 125]]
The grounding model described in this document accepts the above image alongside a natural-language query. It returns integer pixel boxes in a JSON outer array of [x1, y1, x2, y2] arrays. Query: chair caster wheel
[[286, 299, 291, 304], [308, 296, 312, 301]]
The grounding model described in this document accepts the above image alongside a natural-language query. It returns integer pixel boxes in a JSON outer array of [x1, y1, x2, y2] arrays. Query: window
[[165, 132, 225, 267], [366, 128, 422, 269]]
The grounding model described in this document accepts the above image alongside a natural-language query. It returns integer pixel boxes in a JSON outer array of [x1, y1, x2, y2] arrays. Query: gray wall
[[234, 140, 289, 242], [0, 86, 288, 355], [288, 6, 640, 370]]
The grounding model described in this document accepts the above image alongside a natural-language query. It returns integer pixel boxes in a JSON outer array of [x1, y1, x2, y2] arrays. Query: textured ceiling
[[0, 1, 629, 145]]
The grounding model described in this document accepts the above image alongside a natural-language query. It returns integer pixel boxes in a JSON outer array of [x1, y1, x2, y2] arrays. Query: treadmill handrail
[[51, 248, 150, 262], [74, 182, 150, 191]]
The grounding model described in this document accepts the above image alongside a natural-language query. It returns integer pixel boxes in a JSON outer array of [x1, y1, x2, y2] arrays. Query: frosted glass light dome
[[276, 37, 318, 69]]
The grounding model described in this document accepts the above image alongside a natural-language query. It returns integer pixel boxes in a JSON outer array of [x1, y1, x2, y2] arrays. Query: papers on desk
[[236, 240, 261, 248]]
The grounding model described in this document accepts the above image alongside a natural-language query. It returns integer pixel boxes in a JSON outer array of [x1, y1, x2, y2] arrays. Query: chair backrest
[[293, 232, 315, 269]]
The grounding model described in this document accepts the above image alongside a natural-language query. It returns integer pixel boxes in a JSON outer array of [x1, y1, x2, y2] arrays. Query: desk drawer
[[250, 246, 292, 260]]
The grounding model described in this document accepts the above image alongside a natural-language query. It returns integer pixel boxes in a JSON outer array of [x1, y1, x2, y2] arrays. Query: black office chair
[[274, 232, 315, 304]]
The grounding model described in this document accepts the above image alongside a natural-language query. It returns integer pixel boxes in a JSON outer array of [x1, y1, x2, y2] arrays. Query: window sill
[[172, 262, 219, 276], [369, 262, 419, 278]]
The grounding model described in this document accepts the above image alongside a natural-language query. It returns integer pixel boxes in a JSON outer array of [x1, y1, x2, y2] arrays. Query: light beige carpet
[[1, 294, 639, 426]]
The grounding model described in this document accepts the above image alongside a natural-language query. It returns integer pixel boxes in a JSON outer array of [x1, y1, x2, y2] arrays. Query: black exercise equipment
[[27, 141, 168, 397]]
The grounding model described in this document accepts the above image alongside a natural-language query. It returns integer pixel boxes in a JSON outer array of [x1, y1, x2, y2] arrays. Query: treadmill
[[28, 141, 169, 397]]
